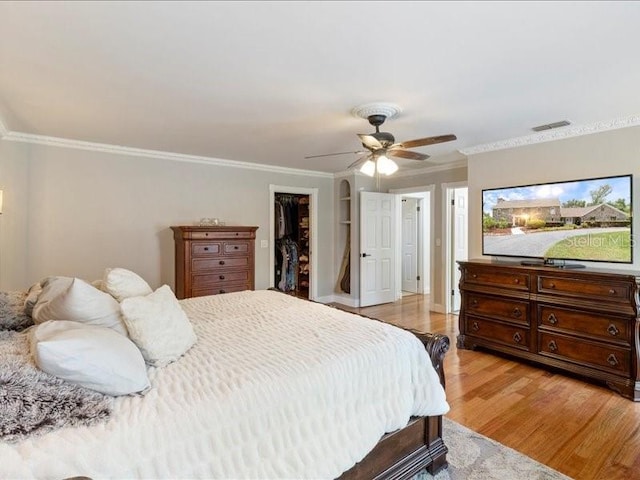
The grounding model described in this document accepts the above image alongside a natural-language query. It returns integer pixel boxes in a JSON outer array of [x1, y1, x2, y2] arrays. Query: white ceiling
[[1, 1, 640, 174]]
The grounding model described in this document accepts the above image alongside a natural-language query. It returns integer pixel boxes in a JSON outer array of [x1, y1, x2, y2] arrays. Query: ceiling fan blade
[[346, 154, 371, 170], [357, 134, 383, 150], [304, 150, 366, 159], [399, 134, 457, 149], [388, 149, 430, 161]]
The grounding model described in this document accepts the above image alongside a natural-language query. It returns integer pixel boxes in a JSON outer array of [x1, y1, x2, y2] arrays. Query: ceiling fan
[[305, 102, 457, 176]]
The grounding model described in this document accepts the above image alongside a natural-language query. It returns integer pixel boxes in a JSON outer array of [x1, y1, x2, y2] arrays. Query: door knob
[[361, 253, 371, 257]]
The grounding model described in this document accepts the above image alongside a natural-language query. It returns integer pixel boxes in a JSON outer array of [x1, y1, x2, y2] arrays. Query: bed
[[1, 286, 450, 479]]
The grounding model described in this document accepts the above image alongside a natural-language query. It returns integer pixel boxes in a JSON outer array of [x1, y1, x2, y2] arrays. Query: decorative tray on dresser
[[171, 226, 258, 299], [457, 259, 640, 400]]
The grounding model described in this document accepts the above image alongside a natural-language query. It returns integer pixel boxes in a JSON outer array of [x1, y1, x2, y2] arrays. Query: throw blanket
[[1, 290, 448, 479], [0, 330, 112, 443]]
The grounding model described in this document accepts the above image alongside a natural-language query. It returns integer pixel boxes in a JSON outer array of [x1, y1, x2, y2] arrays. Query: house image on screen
[[492, 198, 629, 227]]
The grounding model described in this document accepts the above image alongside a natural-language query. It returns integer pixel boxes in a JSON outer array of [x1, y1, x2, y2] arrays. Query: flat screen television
[[482, 174, 633, 266]]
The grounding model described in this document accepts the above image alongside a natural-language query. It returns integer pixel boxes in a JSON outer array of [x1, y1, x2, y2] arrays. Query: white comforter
[[1, 290, 449, 479]]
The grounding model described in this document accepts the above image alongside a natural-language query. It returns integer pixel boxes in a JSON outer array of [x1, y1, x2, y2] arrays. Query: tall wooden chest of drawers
[[171, 226, 258, 299], [457, 259, 640, 400]]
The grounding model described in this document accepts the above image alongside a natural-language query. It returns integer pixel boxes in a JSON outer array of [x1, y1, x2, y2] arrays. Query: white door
[[452, 187, 468, 312], [360, 191, 397, 307], [401, 197, 418, 293]]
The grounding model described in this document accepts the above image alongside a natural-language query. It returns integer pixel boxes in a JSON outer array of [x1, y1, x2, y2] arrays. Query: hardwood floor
[[333, 294, 640, 480]]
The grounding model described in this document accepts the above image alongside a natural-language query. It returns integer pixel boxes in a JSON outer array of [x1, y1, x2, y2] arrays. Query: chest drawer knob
[[548, 340, 558, 352], [512, 307, 522, 318], [607, 354, 619, 367], [471, 299, 478, 307], [549, 282, 556, 289], [514, 278, 520, 284], [607, 324, 620, 336], [219, 275, 225, 280], [548, 313, 558, 325], [609, 289, 616, 296], [219, 260, 225, 265], [234, 246, 239, 250], [219, 289, 226, 294], [204, 247, 209, 251], [471, 273, 477, 279], [471, 321, 480, 332], [513, 332, 523, 344]]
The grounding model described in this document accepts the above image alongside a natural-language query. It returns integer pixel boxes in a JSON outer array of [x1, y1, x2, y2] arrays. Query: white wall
[[467, 125, 640, 270], [0, 140, 336, 295]]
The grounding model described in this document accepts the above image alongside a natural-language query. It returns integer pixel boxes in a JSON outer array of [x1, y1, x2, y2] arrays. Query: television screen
[[482, 174, 633, 264]]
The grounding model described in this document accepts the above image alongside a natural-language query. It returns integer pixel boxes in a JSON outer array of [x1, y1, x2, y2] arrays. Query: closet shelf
[[340, 221, 351, 224], [340, 196, 351, 201]]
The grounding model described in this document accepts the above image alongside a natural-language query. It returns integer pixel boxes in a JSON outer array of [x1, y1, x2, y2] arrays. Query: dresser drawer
[[466, 293, 529, 325], [191, 283, 249, 297], [191, 243, 221, 256], [539, 332, 630, 376], [538, 305, 629, 345], [466, 316, 530, 351], [192, 256, 249, 272], [463, 267, 529, 291], [192, 271, 250, 288], [191, 230, 255, 240], [223, 241, 250, 255], [537, 275, 629, 303]]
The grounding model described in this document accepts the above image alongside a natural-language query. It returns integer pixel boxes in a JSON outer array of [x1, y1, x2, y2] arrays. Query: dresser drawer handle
[[235, 233, 239, 236], [548, 340, 558, 352], [204, 247, 209, 251], [472, 273, 478, 279], [219, 289, 226, 294], [607, 324, 620, 336], [471, 321, 480, 332], [219, 275, 225, 280], [471, 299, 478, 307], [607, 354, 619, 367], [512, 307, 522, 318], [514, 278, 520, 284], [548, 313, 558, 325], [608, 289, 616, 296], [219, 260, 225, 265], [548, 282, 556, 289], [234, 246, 239, 250], [513, 332, 522, 343]]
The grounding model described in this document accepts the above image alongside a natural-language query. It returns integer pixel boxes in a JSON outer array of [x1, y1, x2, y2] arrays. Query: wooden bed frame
[[340, 329, 450, 480]]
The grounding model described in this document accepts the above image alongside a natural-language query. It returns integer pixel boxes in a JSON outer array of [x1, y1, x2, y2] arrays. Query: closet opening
[[271, 189, 314, 300]]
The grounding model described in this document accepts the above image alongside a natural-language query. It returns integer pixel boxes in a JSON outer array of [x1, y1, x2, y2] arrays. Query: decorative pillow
[[32, 277, 127, 335], [120, 285, 197, 367], [0, 291, 33, 331], [23, 282, 43, 317], [102, 267, 153, 302], [29, 320, 150, 396]]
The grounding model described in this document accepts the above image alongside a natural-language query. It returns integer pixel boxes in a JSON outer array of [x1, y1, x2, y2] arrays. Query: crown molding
[[1, 130, 333, 178], [460, 114, 640, 156], [392, 158, 468, 178]]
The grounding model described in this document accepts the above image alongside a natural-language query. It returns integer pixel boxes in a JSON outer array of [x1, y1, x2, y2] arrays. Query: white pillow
[[30, 320, 150, 396], [102, 267, 153, 302], [32, 276, 127, 335], [120, 285, 197, 367], [23, 281, 43, 317]]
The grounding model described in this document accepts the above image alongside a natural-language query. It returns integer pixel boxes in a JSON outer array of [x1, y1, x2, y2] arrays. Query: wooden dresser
[[457, 259, 640, 400], [171, 226, 258, 299]]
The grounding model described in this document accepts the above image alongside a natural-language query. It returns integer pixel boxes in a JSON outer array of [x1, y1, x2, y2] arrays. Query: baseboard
[[318, 293, 359, 308]]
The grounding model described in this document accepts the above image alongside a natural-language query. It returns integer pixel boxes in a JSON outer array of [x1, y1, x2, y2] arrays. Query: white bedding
[[1, 289, 449, 479]]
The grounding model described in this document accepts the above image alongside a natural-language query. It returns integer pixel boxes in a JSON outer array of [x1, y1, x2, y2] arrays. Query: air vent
[[532, 120, 571, 132]]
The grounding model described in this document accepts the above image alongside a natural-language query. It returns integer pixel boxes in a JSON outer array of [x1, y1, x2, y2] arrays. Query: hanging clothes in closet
[[274, 194, 300, 292]]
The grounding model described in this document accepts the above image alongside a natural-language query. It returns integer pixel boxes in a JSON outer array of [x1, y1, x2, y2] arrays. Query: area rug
[[414, 417, 573, 480]]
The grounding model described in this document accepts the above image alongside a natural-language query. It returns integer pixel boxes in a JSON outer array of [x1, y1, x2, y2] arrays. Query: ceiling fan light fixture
[[376, 155, 398, 175], [360, 160, 376, 177]]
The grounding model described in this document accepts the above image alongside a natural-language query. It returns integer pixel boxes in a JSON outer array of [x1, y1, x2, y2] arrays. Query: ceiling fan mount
[[305, 102, 457, 176]]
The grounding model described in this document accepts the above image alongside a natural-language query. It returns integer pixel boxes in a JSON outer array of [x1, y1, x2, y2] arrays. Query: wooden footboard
[[340, 332, 450, 479]]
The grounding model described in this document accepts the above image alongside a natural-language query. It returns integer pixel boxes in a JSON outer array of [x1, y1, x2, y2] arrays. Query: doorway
[[269, 185, 318, 300], [390, 186, 434, 308], [444, 183, 468, 313]]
